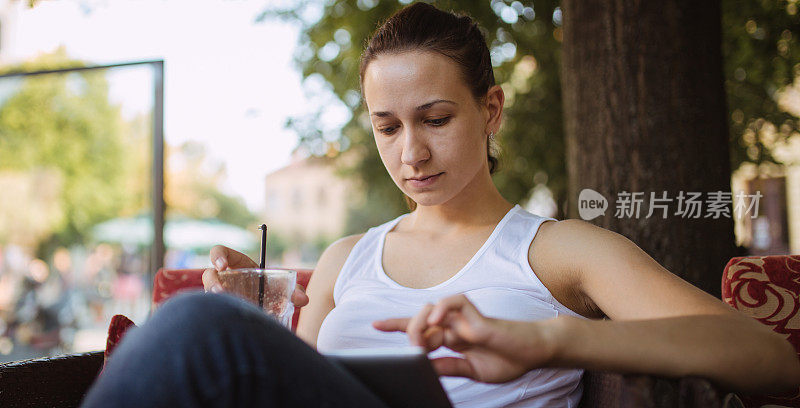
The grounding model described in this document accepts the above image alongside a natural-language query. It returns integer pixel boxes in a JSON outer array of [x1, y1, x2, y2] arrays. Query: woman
[[84, 3, 798, 407]]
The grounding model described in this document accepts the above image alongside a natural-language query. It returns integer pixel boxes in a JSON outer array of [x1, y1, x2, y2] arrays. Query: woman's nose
[[400, 128, 430, 166]]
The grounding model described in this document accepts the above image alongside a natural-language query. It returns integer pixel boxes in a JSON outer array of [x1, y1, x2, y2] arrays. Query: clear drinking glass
[[217, 268, 297, 328]]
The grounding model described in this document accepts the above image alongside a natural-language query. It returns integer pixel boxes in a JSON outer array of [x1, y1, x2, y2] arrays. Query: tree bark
[[561, 0, 739, 297]]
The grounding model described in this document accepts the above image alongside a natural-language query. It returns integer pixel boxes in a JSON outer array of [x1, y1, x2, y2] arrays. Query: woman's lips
[[407, 172, 443, 188]]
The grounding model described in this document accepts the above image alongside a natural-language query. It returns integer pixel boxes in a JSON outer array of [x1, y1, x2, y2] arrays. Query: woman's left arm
[[533, 219, 800, 394]]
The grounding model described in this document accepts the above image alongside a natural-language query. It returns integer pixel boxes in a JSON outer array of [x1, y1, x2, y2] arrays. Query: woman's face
[[362, 50, 496, 208]]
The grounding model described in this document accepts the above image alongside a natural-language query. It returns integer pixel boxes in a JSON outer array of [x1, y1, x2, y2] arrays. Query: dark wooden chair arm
[[0, 351, 104, 408], [580, 370, 739, 407]]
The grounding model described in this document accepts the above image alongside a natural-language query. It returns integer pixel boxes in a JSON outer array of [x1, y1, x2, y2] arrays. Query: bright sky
[[5, 0, 334, 212]]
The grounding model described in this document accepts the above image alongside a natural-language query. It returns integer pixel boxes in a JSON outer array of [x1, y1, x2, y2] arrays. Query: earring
[[488, 131, 495, 140]]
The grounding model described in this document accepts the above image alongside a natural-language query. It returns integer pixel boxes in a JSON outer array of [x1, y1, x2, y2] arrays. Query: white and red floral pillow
[[723, 255, 800, 407]]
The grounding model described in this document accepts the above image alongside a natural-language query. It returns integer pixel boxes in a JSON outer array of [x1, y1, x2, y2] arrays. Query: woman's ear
[[484, 85, 504, 134]]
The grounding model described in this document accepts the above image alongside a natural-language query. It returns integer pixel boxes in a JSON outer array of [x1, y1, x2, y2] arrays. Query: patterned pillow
[[722, 255, 800, 406]]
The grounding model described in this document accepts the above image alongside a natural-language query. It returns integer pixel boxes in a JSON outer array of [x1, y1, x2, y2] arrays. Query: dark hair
[[358, 2, 499, 211]]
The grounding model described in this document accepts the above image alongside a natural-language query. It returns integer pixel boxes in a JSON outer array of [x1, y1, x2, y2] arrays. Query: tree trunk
[[561, 0, 739, 297]]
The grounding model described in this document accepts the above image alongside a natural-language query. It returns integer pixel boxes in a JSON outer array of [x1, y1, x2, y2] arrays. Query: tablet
[[324, 346, 454, 408]]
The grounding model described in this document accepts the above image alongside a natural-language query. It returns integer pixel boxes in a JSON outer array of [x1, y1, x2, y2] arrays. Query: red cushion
[[152, 268, 205, 305], [152, 267, 313, 332], [722, 255, 800, 406], [102, 314, 137, 373]]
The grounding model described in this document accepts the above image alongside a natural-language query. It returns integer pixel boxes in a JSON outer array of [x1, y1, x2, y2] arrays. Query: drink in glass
[[217, 268, 296, 328]]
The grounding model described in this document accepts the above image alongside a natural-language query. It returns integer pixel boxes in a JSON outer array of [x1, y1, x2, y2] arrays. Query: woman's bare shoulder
[[529, 218, 586, 259], [534, 218, 629, 256], [530, 218, 635, 278], [311, 233, 367, 285], [538, 217, 612, 238], [327, 233, 367, 261]]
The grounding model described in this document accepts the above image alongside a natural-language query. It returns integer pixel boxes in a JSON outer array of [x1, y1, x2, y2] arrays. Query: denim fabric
[[81, 292, 389, 408]]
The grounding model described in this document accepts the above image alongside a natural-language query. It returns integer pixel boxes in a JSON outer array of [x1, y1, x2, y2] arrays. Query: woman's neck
[[406, 169, 513, 234]]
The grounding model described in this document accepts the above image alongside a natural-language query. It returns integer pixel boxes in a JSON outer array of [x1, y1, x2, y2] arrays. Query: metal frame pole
[[152, 61, 165, 282]]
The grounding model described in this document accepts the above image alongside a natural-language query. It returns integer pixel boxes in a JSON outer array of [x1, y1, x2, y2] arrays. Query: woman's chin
[[407, 193, 450, 207]]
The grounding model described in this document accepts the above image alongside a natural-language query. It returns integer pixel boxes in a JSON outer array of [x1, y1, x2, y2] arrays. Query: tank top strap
[[500, 208, 585, 318], [497, 206, 558, 259]]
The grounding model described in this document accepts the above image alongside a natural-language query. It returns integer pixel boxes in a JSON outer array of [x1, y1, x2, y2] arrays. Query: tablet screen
[[325, 347, 453, 408]]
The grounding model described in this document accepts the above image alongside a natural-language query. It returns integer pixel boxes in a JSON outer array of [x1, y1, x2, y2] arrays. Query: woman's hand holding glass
[[372, 294, 559, 383], [201, 245, 309, 308]]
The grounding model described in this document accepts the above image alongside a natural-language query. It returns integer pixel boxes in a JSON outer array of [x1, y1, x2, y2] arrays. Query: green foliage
[[0, 50, 128, 248], [165, 141, 259, 230], [201, 186, 258, 229], [722, 0, 800, 167], [261, 0, 564, 231]]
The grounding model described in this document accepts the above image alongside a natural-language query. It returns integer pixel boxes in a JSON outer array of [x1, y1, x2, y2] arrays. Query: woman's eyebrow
[[370, 99, 457, 117], [416, 99, 457, 111]]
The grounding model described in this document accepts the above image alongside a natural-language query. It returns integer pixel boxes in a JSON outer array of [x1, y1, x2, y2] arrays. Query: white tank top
[[316, 204, 586, 408]]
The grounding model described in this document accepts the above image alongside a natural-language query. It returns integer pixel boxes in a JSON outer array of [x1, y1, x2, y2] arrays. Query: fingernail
[[214, 258, 225, 271], [211, 284, 223, 293]]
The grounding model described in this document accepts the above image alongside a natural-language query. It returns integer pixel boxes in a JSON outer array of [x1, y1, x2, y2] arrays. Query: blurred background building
[[263, 148, 364, 267]]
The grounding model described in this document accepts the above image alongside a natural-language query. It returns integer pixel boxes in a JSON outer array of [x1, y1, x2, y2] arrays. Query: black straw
[[258, 224, 267, 308], [258, 224, 267, 268]]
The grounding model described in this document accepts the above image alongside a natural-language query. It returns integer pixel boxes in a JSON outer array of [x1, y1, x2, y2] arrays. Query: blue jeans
[[81, 292, 389, 408]]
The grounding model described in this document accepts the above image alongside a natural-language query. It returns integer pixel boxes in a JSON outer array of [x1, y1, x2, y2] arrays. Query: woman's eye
[[427, 116, 451, 126], [378, 126, 398, 135]]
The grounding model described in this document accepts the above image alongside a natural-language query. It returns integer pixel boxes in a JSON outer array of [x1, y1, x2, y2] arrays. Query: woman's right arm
[[295, 233, 364, 348]]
